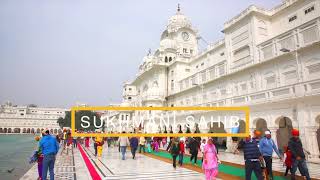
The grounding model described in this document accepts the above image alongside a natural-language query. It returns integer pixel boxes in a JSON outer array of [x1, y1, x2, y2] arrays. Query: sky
[[0, 0, 282, 108]]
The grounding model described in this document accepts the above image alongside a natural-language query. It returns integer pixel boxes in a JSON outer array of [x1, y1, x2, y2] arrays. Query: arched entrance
[[8, 128, 12, 133], [13, 128, 20, 133], [27, 128, 30, 133], [208, 122, 227, 150], [4, 128, 7, 133], [0, 128, 3, 133], [54, 129, 58, 134], [58, 129, 62, 134], [36, 128, 41, 133], [255, 118, 268, 136], [23, 128, 27, 133], [239, 119, 246, 133], [235, 120, 246, 150], [50, 129, 53, 134], [31, 128, 35, 134], [276, 116, 293, 153]]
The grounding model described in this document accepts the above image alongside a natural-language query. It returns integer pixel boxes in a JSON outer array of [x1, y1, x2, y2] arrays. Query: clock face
[[182, 32, 190, 41]]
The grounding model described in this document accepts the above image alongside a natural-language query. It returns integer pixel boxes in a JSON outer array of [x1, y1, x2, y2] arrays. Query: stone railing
[[270, 0, 299, 15], [172, 79, 320, 116], [0, 113, 61, 119], [233, 80, 314, 106], [140, 92, 165, 102], [258, 19, 320, 62], [136, 57, 165, 77], [224, 5, 270, 30]]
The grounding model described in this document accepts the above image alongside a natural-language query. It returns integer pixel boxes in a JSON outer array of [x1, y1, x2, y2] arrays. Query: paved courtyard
[[21, 143, 320, 180], [21, 144, 206, 180], [83, 145, 206, 180], [21, 148, 80, 180], [217, 151, 320, 179]]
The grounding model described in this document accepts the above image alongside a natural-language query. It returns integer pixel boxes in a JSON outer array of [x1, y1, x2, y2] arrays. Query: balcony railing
[[171, 79, 320, 117], [259, 20, 320, 62], [140, 92, 165, 102], [168, 19, 320, 99]]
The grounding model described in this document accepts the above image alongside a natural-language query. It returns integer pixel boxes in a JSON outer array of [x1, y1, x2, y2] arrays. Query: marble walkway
[[20, 147, 82, 180], [21, 144, 206, 180], [216, 151, 320, 179], [20, 143, 320, 180], [83, 145, 206, 180]]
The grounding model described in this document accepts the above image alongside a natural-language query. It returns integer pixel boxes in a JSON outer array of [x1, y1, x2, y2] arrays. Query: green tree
[[57, 117, 65, 129], [56, 111, 104, 131]]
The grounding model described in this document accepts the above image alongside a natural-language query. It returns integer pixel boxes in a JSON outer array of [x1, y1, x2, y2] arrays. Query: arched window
[[282, 65, 297, 84], [306, 58, 320, 77], [264, 71, 276, 89], [165, 57, 168, 63], [143, 84, 148, 92], [153, 81, 158, 88], [169, 57, 172, 62], [171, 80, 174, 91]]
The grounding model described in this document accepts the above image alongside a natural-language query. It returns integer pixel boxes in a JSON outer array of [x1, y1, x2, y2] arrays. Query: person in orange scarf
[[288, 129, 311, 180], [35, 136, 44, 180]]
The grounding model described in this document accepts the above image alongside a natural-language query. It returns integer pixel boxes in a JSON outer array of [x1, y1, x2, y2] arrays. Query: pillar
[[294, 103, 320, 161], [295, 103, 307, 149], [305, 127, 320, 160], [225, 128, 233, 153], [269, 127, 280, 157]]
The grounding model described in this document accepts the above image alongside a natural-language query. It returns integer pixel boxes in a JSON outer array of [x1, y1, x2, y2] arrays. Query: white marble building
[[111, 0, 320, 160], [0, 101, 67, 134]]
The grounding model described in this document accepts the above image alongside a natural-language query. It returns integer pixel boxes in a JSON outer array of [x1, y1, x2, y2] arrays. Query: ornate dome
[[160, 38, 176, 50], [167, 5, 192, 33]]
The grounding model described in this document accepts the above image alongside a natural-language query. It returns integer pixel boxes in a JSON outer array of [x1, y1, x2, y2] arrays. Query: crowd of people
[[241, 129, 311, 180], [30, 128, 313, 180]]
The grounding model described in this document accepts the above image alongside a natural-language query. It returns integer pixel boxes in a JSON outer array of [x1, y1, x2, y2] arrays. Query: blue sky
[[0, 0, 281, 108]]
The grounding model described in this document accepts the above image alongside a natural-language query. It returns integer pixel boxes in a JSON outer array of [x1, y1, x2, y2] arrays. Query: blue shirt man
[[259, 131, 282, 180], [40, 134, 59, 155], [39, 130, 59, 180], [259, 135, 281, 157]]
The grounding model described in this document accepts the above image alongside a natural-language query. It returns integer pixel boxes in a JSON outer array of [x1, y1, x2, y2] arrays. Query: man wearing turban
[[288, 129, 311, 180]]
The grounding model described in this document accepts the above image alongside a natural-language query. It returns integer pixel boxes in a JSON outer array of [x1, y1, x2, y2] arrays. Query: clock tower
[[159, 4, 198, 62]]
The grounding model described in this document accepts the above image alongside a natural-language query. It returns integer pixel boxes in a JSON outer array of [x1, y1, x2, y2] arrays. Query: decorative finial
[[177, 4, 180, 12], [147, 48, 152, 56]]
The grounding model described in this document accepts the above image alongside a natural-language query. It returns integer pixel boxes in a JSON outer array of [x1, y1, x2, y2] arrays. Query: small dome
[[142, 55, 153, 63], [167, 6, 192, 32], [160, 38, 176, 50]]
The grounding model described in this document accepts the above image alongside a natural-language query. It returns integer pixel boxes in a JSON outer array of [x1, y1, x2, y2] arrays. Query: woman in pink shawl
[[202, 138, 219, 180]]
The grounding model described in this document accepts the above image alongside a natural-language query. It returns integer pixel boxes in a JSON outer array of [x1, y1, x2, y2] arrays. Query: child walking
[[178, 139, 185, 166], [284, 146, 292, 176]]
